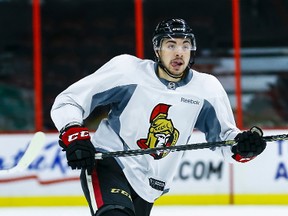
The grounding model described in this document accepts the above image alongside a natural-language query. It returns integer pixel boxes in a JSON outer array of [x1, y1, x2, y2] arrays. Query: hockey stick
[[0, 132, 45, 175], [94, 133, 288, 159]]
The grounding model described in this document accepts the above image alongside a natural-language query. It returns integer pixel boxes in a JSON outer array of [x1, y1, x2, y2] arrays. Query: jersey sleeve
[[194, 74, 241, 163], [50, 54, 137, 131]]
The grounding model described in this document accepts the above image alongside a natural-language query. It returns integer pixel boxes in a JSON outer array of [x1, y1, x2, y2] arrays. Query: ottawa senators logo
[[137, 103, 179, 159]]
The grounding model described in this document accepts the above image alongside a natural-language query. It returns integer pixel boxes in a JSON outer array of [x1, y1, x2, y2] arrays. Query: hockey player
[[50, 18, 267, 216]]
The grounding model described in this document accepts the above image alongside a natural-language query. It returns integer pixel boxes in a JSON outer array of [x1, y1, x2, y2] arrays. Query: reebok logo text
[[181, 97, 200, 105]]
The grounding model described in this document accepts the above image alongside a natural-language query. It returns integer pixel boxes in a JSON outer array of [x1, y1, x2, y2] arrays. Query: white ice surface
[[0, 205, 288, 216]]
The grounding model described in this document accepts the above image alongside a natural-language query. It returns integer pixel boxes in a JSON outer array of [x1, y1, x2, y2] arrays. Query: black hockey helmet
[[152, 18, 196, 66]]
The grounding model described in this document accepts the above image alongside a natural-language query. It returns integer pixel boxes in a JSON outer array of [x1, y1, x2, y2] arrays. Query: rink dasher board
[[0, 130, 288, 206]]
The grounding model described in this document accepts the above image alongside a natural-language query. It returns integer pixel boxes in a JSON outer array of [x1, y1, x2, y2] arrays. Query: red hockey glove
[[59, 124, 96, 175], [232, 126, 266, 163]]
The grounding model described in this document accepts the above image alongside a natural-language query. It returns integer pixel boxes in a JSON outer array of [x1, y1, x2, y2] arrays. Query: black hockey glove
[[232, 126, 267, 162], [59, 124, 96, 175]]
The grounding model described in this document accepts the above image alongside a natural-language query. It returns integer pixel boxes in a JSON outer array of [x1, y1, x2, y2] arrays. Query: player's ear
[[154, 50, 160, 58]]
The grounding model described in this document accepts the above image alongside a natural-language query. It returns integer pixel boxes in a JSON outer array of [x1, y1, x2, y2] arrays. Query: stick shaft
[[95, 133, 288, 159]]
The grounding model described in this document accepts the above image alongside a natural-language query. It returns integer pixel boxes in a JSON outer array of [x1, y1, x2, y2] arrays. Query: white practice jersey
[[51, 54, 241, 202]]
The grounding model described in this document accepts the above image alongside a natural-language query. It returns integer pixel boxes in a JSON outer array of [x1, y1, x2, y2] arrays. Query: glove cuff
[[60, 121, 83, 133], [232, 153, 256, 163], [60, 125, 90, 146]]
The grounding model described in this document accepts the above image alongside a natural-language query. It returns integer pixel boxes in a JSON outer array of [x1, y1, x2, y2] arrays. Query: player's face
[[157, 37, 191, 80]]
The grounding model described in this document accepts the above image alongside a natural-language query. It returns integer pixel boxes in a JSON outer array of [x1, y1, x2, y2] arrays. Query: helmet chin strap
[[156, 53, 189, 80], [158, 61, 184, 79], [155, 50, 191, 80]]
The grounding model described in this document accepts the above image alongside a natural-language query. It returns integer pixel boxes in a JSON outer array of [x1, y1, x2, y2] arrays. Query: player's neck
[[157, 67, 182, 82]]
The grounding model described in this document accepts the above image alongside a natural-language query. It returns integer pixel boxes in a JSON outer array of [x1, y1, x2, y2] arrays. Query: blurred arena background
[[1, 0, 288, 211]]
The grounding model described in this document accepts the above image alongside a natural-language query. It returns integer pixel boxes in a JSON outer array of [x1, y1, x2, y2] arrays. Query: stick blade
[[0, 132, 46, 175]]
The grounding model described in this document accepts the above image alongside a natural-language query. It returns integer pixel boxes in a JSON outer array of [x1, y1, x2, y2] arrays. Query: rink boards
[[0, 130, 288, 206]]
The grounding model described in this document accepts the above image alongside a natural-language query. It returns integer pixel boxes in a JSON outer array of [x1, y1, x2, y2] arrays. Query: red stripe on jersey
[[92, 169, 104, 208]]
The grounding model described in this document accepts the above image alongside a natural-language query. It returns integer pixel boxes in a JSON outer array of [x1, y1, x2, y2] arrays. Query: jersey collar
[[154, 63, 193, 89]]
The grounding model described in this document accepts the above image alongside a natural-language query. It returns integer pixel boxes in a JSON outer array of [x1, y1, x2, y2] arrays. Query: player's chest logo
[[136, 103, 179, 159]]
